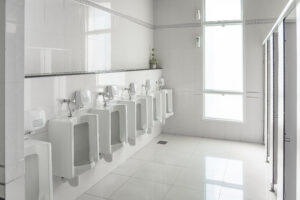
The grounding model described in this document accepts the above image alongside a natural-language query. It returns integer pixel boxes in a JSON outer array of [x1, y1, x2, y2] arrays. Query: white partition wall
[[276, 22, 285, 200], [0, 0, 5, 198], [296, 3, 300, 200], [267, 36, 274, 165], [273, 32, 279, 193], [263, 2, 300, 199], [284, 19, 297, 200]]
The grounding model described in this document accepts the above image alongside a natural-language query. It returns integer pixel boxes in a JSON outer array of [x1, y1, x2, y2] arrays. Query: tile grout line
[[161, 164, 186, 200], [107, 172, 135, 199]]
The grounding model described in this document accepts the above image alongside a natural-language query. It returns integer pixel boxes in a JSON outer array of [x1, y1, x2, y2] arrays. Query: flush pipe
[[123, 88, 133, 100], [97, 92, 110, 108], [61, 98, 76, 118]]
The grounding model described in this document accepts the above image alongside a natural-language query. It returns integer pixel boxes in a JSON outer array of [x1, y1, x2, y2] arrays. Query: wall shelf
[[25, 68, 163, 79]]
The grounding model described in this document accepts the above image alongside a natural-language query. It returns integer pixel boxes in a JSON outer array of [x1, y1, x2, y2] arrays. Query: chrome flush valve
[[142, 80, 152, 95], [61, 98, 76, 118], [157, 77, 165, 90], [124, 83, 137, 100], [97, 92, 110, 107]]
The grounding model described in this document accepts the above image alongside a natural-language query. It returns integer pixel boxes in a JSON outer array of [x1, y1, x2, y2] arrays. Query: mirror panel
[[25, 0, 153, 76]]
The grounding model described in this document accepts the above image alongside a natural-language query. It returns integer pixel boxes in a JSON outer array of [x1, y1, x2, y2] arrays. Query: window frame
[[202, 0, 245, 123]]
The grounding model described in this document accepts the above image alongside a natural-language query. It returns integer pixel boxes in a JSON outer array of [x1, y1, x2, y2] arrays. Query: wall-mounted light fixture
[[196, 9, 201, 20], [196, 36, 201, 48]]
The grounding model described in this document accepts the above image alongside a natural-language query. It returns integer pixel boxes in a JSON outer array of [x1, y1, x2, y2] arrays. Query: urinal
[[138, 95, 154, 133], [139, 80, 155, 133], [152, 91, 163, 125], [107, 84, 148, 145], [48, 113, 99, 180], [89, 103, 127, 162], [115, 97, 148, 145], [161, 89, 174, 124], [24, 139, 53, 200], [156, 78, 174, 124]]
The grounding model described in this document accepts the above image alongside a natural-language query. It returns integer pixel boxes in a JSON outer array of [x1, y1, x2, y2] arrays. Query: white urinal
[[25, 139, 53, 200], [140, 80, 155, 133], [89, 103, 127, 162], [138, 95, 154, 133], [116, 96, 148, 145], [153, 91, 163, 125], [161, 89, 174, 124], [48, 113, 99, 180]]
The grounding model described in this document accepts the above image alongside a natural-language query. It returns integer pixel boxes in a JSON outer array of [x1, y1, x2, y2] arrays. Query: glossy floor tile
[[79, 134, 270, 200], [86, 174, 129, 198]]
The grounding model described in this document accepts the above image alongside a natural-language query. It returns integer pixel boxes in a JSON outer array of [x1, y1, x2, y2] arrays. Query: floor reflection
[[205, 157, 244, 200]]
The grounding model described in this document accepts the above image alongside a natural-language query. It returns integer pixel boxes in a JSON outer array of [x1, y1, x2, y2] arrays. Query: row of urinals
[[24, 78, 174, 200]]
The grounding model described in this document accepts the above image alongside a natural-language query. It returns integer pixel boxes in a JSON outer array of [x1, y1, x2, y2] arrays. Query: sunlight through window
[[203, 0, 244, 122]]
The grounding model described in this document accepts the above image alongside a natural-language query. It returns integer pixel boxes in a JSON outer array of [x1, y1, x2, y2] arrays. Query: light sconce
[[196, 36, 201, 48], [196, 9, 201, 20]]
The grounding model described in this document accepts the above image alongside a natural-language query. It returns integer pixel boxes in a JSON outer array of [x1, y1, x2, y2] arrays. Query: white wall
[[154, 0, 288, 143]]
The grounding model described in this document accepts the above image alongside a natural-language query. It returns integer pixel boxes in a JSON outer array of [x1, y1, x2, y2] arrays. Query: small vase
[[151, 64, 157, 69]]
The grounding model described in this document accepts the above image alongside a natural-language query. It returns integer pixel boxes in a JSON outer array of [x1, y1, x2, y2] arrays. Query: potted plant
[[150, 48, 158, 69]]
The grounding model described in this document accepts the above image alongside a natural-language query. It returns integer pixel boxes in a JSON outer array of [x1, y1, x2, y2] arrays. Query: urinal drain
[[157, 141, 168, 145]]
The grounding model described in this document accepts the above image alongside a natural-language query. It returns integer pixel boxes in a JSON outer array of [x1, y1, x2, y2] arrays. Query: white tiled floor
[[78, 134, 270, 200]]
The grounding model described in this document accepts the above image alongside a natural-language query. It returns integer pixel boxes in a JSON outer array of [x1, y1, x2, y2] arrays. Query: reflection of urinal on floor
[[25, 139, 53, 200], [161, 89, 174, 124], [48, 113, 99, 183], [89, 103, 127, 162]]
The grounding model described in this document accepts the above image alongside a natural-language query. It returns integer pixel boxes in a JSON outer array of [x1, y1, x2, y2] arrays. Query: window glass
[[204, 24, 243, 92], [204, 93, 243, 121], [205, 0, 242, 21]]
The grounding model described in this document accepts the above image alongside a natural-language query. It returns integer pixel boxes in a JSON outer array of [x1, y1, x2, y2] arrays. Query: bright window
[[205, 0, 242, 21], [204, 25, 243, 92], [205, 94, 243, 121], [203, 0, 244, 122]]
